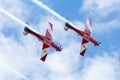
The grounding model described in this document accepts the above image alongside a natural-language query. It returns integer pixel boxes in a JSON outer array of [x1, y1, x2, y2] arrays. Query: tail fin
[[84, 18, 92, 35], [45, 22, 53, 40]]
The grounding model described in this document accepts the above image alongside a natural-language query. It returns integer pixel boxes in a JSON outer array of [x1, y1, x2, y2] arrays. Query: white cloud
[[92, 19, 120, 33], [0, 0, 28, 30], [0, 0, 120, 80], [1, 32, 120, 80], [80, 52, 120, 80], [0, 0, 27, 16], [79, 0, 120, 34], [81, 0, 120, 16], [46, 40, 81, 73]]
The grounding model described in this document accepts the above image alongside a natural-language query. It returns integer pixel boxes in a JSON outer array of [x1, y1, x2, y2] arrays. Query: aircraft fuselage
[[65, 22, 99, 46], [24, 27, 62, 51]]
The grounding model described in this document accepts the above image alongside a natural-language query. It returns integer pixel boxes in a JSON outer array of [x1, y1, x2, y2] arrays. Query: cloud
[[78, 0, 120, 34], [81, 0, 120, 16], [0, 0, 120, 80], [80, 52, 120, 80], [92, 19, 120, 33], [0, 0, 28, 31], [0, 0, 27, 17], [1, 14, 120, 80], [31, 0, 67, 22], [0, 2, 81, 79], [0, 34, 34, 80]]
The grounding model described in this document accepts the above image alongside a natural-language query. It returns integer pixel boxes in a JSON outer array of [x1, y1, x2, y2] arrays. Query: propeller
[[60, 45, 63, 50], [94, 41, 101, 46], [98, 42, 101, 45]]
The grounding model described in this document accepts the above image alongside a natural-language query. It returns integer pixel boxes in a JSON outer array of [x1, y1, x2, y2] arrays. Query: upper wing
[[40, 43, 50, 61], [80, 38, 89, 56]]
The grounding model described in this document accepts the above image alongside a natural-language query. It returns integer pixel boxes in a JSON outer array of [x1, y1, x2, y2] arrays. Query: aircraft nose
[[56, 47, 62, 51], [65, 22, 70, 28], [24, 27, 30, 32], [95, 41, 101, 46]]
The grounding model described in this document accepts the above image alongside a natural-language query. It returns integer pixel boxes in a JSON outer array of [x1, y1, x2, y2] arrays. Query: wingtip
[[40, 54, 48, 62], [80, 53, 85, 56], [80, 49, 86, 56]]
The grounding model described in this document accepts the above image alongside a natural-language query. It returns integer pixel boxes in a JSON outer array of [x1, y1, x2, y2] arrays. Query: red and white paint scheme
[[23, 22, 62, 62], [64, 18, 100, 56]]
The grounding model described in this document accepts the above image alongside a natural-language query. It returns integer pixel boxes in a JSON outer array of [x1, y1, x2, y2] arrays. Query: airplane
[[64, 18, 101, 56], [23, 22, 62, 62]]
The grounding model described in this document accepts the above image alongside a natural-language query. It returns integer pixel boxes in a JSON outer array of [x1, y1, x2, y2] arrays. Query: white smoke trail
[[0, 7, 32, 80], [31, 0, 67, 22], [0, 7, 25, 26], [0, 7, 38, 33], [31, 0, 76, 27], [0, 61, 28, 80]]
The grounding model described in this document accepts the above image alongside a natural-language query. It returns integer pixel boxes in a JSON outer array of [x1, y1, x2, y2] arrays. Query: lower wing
[[80, 38, 89, 56], [40, 43, 50, 61]]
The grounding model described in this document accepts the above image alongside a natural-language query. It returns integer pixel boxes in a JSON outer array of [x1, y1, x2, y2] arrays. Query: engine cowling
[[23, 27, 30, 36], [64, 22, 71, 31]]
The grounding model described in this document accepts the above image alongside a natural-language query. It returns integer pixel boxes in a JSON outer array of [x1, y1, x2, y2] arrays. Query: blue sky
[[0, 0, 120, 80]]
